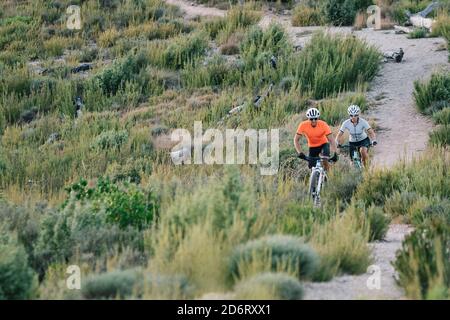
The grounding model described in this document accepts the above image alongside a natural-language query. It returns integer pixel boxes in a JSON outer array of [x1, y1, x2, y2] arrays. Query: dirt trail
[[165, 0, 225, 18], [303, 224, 414, 300], [164, 0, 449, 300]]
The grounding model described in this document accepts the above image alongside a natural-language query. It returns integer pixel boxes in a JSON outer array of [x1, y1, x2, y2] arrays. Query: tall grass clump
[[293, 32, 381, 99], [310, 212, 372, 281], [162, 32, 208, 69], [228, 235, 320, 282], [323, 0, 374, 26], [292, 4, 324, 26], [357, 149, 449, 208], [413, 72, 450, 115], [0, 235, 37, 299], [234, 272, 304, 300], [393, 222, 450, 299]]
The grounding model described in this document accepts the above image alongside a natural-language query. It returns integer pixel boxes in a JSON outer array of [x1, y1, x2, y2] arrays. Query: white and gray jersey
[[339, 118, 371, 142]]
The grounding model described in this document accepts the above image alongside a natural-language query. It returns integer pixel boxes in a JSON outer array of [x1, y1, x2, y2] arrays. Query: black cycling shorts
[[308, 143, 330, 168], [349, 137, 370, 157]]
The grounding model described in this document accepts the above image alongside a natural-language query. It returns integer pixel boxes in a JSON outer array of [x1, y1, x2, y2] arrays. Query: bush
[[429, 125, 450, 147], [43, 37, 66, 57], [234, 272, 303, 300], [92, 130, 129, 150], [393, 221, 450, 299], [292, 5, 324, 26], [33, 202, 146, 278], [433, 107, 450, 125], [323, 0, 374, 26], [408, 27, 428, 39], [355, 169, 402, 206], [0, 239, 37, 299], [410, 199, 450, 227], [98, 28, 120, 48], [162, 32, 208, 69], [82, 269, 192, 299], [413, 72, 450, 115], [94, 51, 149, 96], [228, 235, 320, 282], [323, 160, 361, 207], [277, 201, 332, 237], [294, 32, 380, 99], [310, 213, 371, 280], [363, 205, 390, 241], [82, 268, 142, 299], [384, 191, 421, 218], [240, 24, 291, 71], [63, 178, 159, 230], [430, 11, 450, 38]]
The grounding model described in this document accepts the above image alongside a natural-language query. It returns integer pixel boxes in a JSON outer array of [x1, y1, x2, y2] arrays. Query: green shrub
[[94, 51, 149, 96], [277, 202, 332, 237], [384, 191, 421, 218], [355, 170, 402, 206], [429, 125, 450, 146], [0, 239, 37, 299], [106, 158, 152, 184], [63, 178, 159, 230], [323, 160, 361, 208], [34, 202, 146, 278], [162, 32, 208, 69], [433, 107, 450, 125], [228, 235, 320, 282], [293, 32, 380, 99], [292, 5, 324, 26], [82, 269, 192, 299], [410, 199, 450, 227], [310, 213, 371, 280], [363, 205, 390, 242], [408, 27, 428, 39], [240, 24, 291, 71], [91, 130, 129, 150], [393, 221, 450, 299], [323, 0, 374, 26], [413, 72, 450, 115], [0, 202, 40, 263], [78, 48, 98, 63], [82, 269, 142, 299], [234, 272, 303, 300]]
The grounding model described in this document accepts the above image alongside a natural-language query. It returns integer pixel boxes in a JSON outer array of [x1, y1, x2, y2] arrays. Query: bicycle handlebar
[[299, 155, 336, 163]]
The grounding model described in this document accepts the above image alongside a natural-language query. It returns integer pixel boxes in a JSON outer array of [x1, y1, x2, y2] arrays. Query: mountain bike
[[338, 142, 376, 170], [300, 155, 334, 207], [338, 144, 362, 170]]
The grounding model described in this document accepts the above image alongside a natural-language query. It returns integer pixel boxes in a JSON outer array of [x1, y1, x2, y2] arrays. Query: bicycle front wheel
[[309, 170, 320, 197]]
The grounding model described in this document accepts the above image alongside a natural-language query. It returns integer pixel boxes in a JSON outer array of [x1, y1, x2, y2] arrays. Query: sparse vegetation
[[0, 0, 448, 300]]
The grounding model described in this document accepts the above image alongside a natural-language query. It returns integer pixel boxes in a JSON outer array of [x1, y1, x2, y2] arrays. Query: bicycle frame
[[339, 144, 362, 169]]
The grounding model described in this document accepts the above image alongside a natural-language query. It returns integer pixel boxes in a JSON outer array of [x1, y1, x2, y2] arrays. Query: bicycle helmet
[[306, 108, 320, 119], [347, 104, 360, 116]]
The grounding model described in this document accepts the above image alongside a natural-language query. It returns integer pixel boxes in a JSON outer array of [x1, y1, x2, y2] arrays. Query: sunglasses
[[310, 118, 318, 121], [350, 115, 359, 118]]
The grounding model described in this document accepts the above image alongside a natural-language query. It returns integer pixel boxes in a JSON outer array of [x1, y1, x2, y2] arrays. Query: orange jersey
[[296, 120, 332, 147]]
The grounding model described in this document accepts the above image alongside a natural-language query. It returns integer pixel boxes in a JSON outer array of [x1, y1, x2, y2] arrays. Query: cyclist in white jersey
[[335, 105, 377, 168]]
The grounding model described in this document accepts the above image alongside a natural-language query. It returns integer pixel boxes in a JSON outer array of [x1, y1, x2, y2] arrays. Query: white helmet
[[347, 104, 360, 116], [306, 107, 320, 119]]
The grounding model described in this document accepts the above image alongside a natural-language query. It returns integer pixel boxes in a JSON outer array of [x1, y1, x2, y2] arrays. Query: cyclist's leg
[[359, 137, 371, 167], [348, 142, 356, 159], [320, 143, 331, 171], [308, 146, 321, 169]]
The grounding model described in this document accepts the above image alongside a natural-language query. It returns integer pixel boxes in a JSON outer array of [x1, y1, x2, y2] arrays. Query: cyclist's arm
[[367, 128, 376, 142], [327, 133, 337, 153], [294, 133, 304, 154], [335, 130, 344, 146]]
